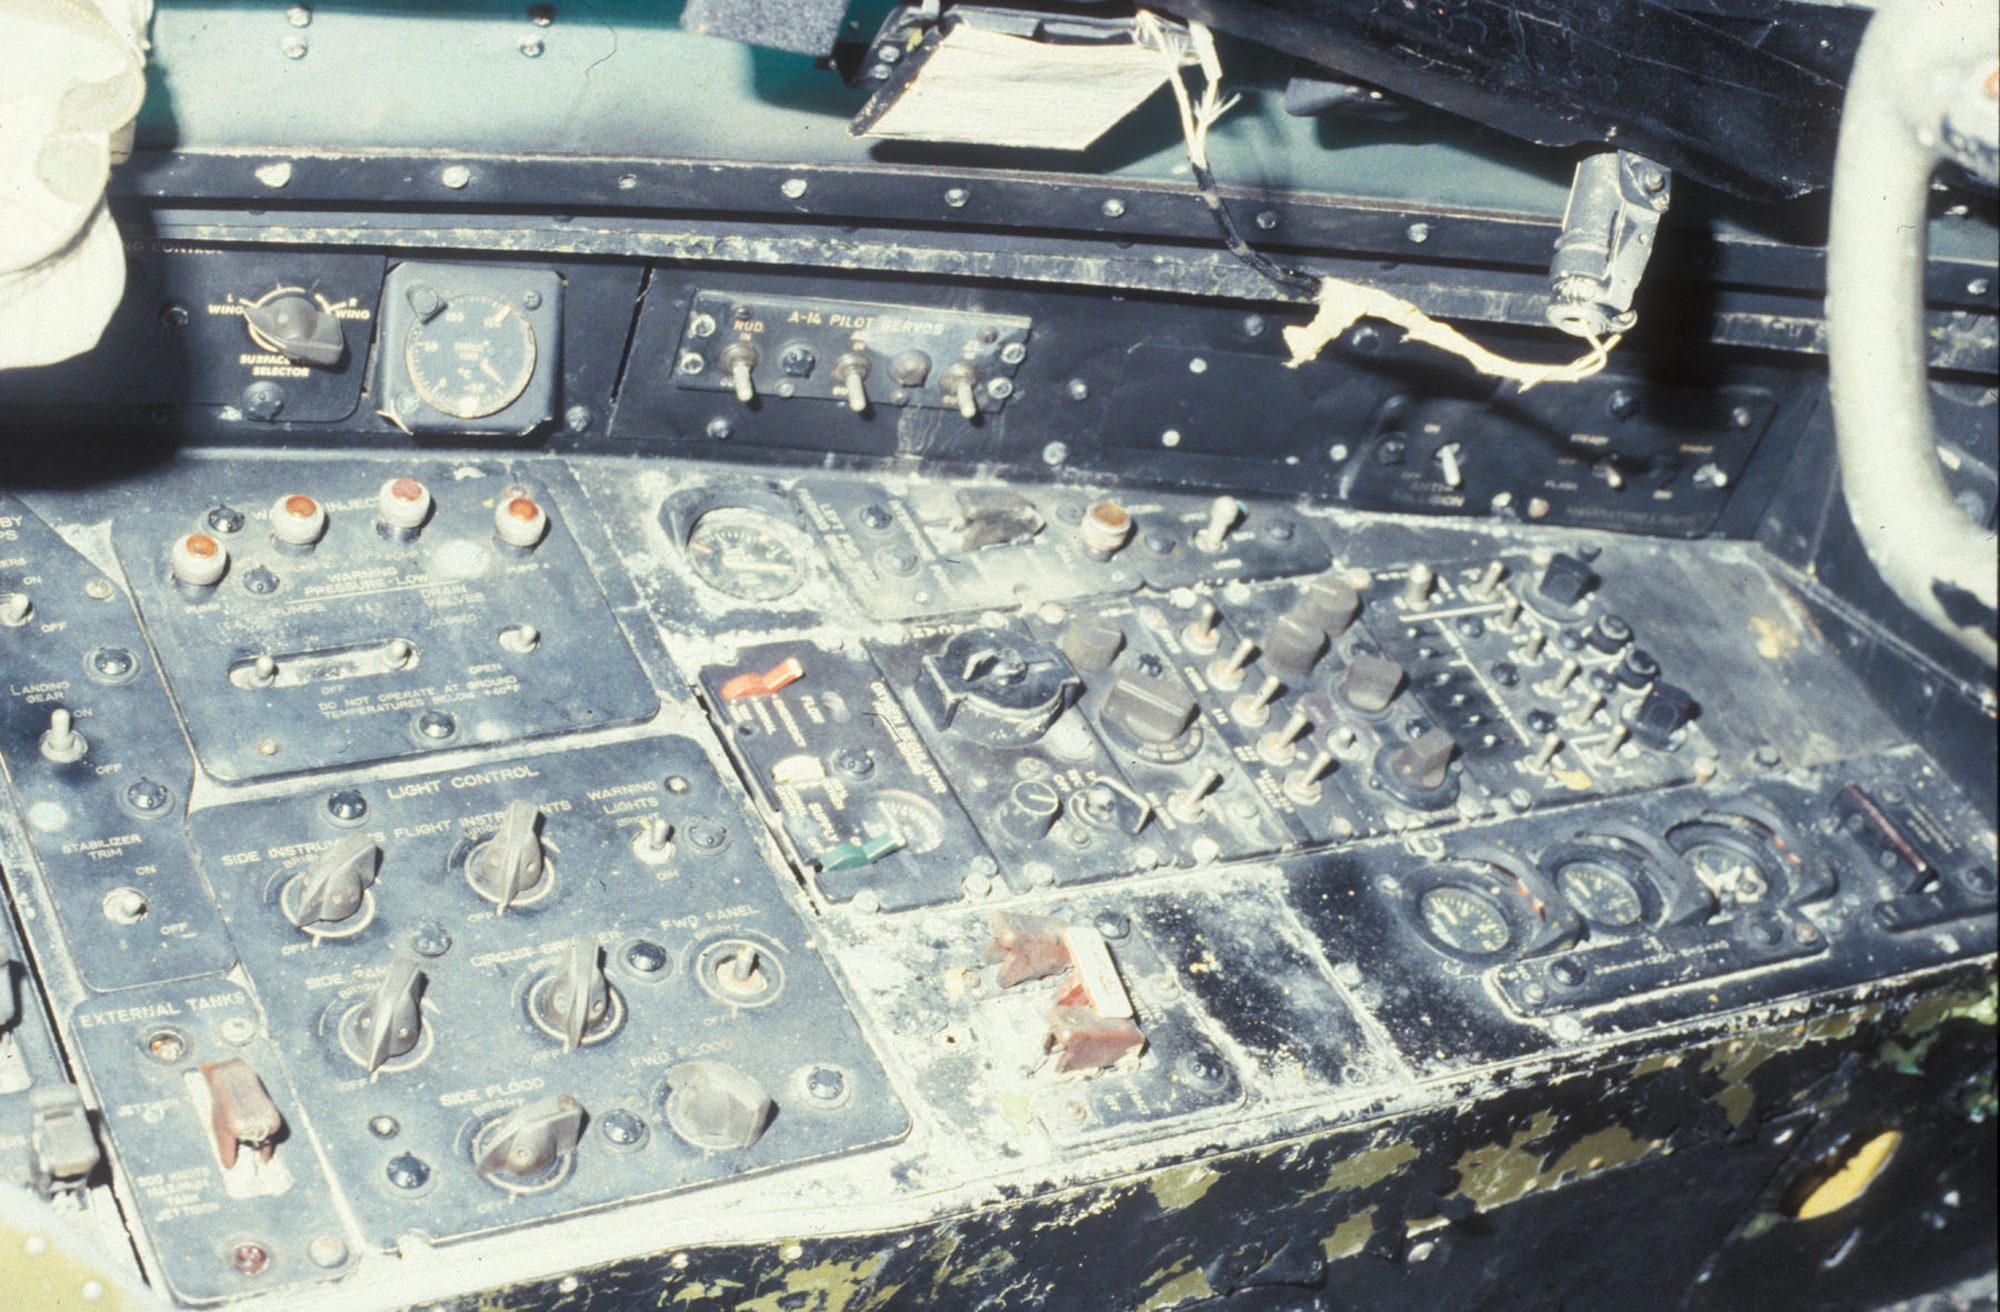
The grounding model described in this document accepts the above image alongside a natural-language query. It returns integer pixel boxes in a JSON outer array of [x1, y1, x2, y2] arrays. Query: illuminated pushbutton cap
[[377, 477, 434, 531], [171, 532, 230, 587], [494, 488, 549, 548], [269, 493, 328, 546]]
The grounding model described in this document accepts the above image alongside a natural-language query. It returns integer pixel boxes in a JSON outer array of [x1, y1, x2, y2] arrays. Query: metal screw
[[1406, 222, 1432, 243], [326, 789, 367, 823], [1041, 441, 1068, 466], [599, 1109, 648, 1147], [806, 1068, 847, 1102], [999, 342, 1027, 365], [440, 164, 472, 190], [369, 1116, 399, 1138], [944, 187, 970, 208], [242, 566, 279, 596], [286, 4, 311, 25], [1100, 198, 1126, 218], [231, 1244, 270, 1276], [1969, 278, 1992, 297], [125, 779, 170, 812], [781, 177, 808, 200], [1254, 210, 1279, 230], [685, 817, 728, 850], [385, 1154, 431, 1190], [706, 417, 733, 441], [206, 505, 246, 534], [1066, 378, 1090, 401], [623, 940, 669, 973], [987, 377, 1014, 400], [280, 36, 307, 59], [519, 34, 544, 56], [308, 1237, 348, 1269], [415, 709, 456, 740], [410, 920, 452, 957], [92, 647, 136, 678]]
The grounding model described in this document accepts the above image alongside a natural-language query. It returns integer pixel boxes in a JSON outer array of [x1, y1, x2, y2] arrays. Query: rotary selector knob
[[241, 289, 346, 367], [531, 937, 619, 1051], [343, 958, 427, 1075], [473, 1095, 585, 1188], [916, 632, 1080, 745]]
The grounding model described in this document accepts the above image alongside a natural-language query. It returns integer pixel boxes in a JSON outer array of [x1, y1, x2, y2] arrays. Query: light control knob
[[269, 493, 328, 547], [286, 834, 379, 931], [1338, 654, 1406, 714], [536, 936, 614, 1051], [346, 958, 426, 1075], [468, 799, 546, 911], [377, 476, 434, 531], [1100, 669, 1198, 746], [474, 1094, 585, 1185], [171, 532, 229, 587], [663, 1061, 775, 1150]]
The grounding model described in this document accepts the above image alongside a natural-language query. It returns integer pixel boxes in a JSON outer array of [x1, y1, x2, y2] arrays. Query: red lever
[[719, 657, 804, 701]]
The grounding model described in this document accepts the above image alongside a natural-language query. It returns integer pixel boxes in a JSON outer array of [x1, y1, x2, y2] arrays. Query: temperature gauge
[[1554, 859, 1647, 929], [685, 508, 808, 601], [1419, 886, 1513, 957]]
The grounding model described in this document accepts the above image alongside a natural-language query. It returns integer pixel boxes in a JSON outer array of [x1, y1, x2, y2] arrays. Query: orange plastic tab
[[718, 656, 805, 701]]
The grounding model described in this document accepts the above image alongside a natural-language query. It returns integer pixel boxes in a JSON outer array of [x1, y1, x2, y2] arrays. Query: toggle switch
[[1193, 495, 1243, 553], [719, 342, 760, 404], [1180, 600, 1221, 655], [201, 1059, 284, 1170], [938, 362, 981, 420], [0, 590, 32, 627], [1207, 637, 1257, 692], [1259, 707, 1314, 766], [285, 834, 379, 931], [39, 708, 87, 763], [468, 800, 546, 911], [1231, 674, 1284, 727], [1167, 766, 1223, 823], [833, 353, 871, 413], [1284, 748, 1338, 805]]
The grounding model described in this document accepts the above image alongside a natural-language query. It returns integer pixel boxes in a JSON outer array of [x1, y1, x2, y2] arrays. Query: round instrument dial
[[1681, 838, 1771, 907], [1419, 886, 1513, 957], [404, 294, 537, 420], [685, 509, 807, 601], [1555, 859, 1647, 929]]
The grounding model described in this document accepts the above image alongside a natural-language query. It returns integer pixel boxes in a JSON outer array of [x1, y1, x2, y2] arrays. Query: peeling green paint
[[1321, 1206, 1378, 1262], [1896, 981, 1996, 1037], [1306, 1139, 1419, 1199], [1739, 1211, 1784, 1241], [1634, 1052, 1682, 1078], [1453, 1110, 1559, 1210], [1148, 1162, 1221, 1212], [1454, 1112, 1664, 1210], [1704, 1011, 1873, 1129], [1135, 1267, 1214, 1312], [731, 1254, 888, 1312]]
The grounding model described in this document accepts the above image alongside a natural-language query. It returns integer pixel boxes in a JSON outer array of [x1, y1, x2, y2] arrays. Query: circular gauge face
[[1555, 859, 1647, 929], [685, 509, 807, 601], [1419, 886, 1513, 957], [863, 791, 946, 854], [404, 294, 537, 420], [1680, 838, 1771, 907]]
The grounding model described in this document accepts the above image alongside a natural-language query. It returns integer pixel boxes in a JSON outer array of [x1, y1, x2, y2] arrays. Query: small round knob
[[377, 477, 433, 530], [269, 493, 327, 547], [171, 532, 229, 587], [494, 488, 549, 549]]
